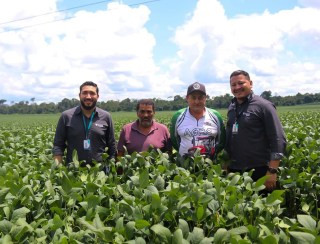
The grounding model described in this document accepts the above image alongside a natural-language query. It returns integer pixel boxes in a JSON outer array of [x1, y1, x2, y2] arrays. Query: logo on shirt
[[95, 123, 104, 128], [184, 128, 215, 137]]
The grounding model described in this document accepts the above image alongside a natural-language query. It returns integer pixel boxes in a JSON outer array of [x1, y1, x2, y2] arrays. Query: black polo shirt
[[225, 93, 286, 170], [53, 106, 116, 164]]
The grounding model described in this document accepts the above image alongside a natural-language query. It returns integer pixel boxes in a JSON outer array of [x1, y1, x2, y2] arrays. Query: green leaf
[[139, 169, 149, 189], [45, 180, 55, 196], [254, 176, 267, 191], [125, 221, 136, 240], [196, 206, 204, 220], [265, 190, 285, 206], [52, 214, 64, 231], [229, 174, 240, 186], [179, 219, 190, 239], [11, 207, 30, 222], [93, 213, 104, 229], [151, 193, 161, 209], [10, 225, 29, 241], [61, 171, 72, 194], [187, 227, 204, 244], [261, 235, 278, 244], [297, 215, 316, 231], [289, 231, 315, 244], [115, 217, 124, 232], [150, 224, 172, 243], [228, 226, 249, 235], [0, 220, 13, 234], [86, 182, 99, 193], [172, 229, 184, 243], [1, 234, 13, 244], [135, 219, 150, 229]]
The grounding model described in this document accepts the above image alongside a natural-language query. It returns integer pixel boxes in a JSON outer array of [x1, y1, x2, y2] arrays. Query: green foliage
[[0, 111, 320, 242]]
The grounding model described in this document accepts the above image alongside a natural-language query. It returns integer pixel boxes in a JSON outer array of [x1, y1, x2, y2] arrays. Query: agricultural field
[[0, 104, 320, 243]]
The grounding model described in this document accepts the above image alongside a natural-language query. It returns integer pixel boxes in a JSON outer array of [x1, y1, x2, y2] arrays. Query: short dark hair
[[136, 99, 155, 112], [230, 70, 251, 80], [80, 81, 99, 95]]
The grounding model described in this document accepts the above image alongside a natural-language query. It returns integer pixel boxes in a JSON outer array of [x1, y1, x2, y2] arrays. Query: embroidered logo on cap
[[193, 83, 201, 90]]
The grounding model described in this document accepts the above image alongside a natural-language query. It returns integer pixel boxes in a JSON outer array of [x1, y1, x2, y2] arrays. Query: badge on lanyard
[[83, 139, 91, 150], [83, 112, 95, 150], [232, 122, 238, 134]]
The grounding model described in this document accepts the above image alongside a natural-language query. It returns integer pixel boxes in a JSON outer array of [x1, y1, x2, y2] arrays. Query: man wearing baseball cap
[[170, 82, 225, 163]]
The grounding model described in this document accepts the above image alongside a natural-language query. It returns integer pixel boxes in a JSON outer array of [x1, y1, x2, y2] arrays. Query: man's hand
[[265, 171, 277, 191], [54, 155, 63, 165]]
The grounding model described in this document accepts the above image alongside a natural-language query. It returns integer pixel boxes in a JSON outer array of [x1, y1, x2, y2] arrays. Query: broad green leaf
[[10, 225, 29, 241], [179, 219, 190, 239], [61, 171, 72, 194], [150, 224, 172, 243], [196, 206, 204, 220], [254, 175, 268, 191], [199, 237, 215, 244], [86, 182, 99, 193], [93, 213, 104, 229], [261, 235, 277, 244], [139, 169, 149, 189], [199, 194, 213, 204], [228, 226, 249, 235], [265, 190, 285, 206], [229, 174, 240, 186], [116, 217, 124, 232], [289, 231, 315, 244], [172, 229, 184, 243], [151, 193, 161, 209], [0, 188, 10, 202], [1, 234, 13, 244], [135, 219, 150, 229], [0, 220, 13, 234], [87, 194, 100, 209], [297, 215, 316, 231], [45, 180, 55, 196], [52, 214, 64, 231], [187, 227, 204, 244], [11, 207, 30, 222], [125, 221, 135, 240]]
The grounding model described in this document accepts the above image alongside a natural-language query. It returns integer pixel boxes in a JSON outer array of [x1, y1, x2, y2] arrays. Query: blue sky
[[0, 0, 320, 104]]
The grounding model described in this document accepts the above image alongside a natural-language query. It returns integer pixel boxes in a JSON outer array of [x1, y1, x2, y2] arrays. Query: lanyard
[[82, 111, 95, 139]]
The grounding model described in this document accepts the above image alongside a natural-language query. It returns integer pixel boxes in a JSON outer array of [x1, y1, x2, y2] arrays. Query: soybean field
[[0, 105, 320, 243]]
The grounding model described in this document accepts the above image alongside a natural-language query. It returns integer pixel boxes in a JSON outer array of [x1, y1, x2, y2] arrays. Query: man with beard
[[53, 81, 116, 167], [117, 99, 171, 157]]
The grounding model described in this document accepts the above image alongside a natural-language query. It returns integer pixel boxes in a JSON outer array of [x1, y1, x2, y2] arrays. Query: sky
[[0, 0, 320, 104]]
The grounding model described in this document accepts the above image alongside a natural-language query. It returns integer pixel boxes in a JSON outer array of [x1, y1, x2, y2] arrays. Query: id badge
[[232, 122, 238, 134], [83, 139, 91, 150]]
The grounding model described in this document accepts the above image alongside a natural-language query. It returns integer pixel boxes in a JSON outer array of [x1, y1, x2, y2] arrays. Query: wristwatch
[[268, 167, 278, 174]]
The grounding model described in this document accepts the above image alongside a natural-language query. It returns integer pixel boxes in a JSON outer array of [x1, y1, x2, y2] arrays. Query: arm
[[116, 127, 126, 158], [52, 114, 67, 164], [170, 108, 185, 151], [106, 115, 117, 159], [263, 103, 286, 190], [211, 109, 226, 155]]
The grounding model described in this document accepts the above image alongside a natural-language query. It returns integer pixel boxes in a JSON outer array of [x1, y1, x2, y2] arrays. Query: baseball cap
[[187, 82, 206, 95]]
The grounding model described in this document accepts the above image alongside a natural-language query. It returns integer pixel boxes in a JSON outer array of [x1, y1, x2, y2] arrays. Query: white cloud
[[171, 0, 320, 97], [1, 0, 320, 104]]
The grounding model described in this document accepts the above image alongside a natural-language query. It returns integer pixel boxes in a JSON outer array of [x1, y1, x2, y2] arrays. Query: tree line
[[0, 91, 320, 114]]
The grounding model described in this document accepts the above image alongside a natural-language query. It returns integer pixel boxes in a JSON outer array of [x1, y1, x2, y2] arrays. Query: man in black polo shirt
[[53, 81, 116, 167], [225, 70, 286, 191]]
